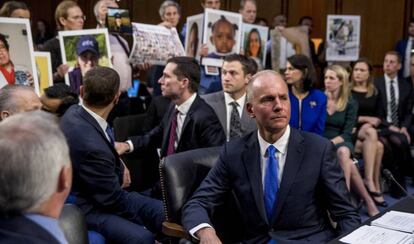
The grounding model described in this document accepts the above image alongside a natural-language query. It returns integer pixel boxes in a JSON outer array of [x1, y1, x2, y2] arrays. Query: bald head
[[247, 70, 286, 102], [0, 85, 42, 121]]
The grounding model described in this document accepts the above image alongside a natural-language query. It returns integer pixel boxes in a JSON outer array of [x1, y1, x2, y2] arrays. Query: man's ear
[[113, 91, 121, 105], [246, 102, 255, 118], [58, 164, 72, 193], [0, 111, 10, 120], [244, 74, 252, 85], [59, 17, 67, 28], [79, 85, 85, 99]]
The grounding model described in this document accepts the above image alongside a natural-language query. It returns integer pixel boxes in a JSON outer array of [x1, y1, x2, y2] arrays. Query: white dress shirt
[[224, 92, 246, 141], [384, 74, 400, 124], [189, 126, 291, 238], [126, 93, 197, 153]]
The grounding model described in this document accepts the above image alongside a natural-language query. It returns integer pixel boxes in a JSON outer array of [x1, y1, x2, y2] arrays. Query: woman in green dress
[[323, 64, 379, 217]]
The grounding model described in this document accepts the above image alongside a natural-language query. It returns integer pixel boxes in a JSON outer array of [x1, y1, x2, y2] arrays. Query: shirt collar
[[257, 125, 290, 157], [176, 93, 197, 115], [82, 104, 108, 132], [224, 92, 247, 107], [25, 214, 68, 244], [384, 74, 398, 83]]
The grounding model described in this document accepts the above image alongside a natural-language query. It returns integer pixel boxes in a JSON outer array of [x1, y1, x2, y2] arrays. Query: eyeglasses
[[68, 15, 86, 21]]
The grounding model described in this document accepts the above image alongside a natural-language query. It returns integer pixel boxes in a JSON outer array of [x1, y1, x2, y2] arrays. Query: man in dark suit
[[374, 51, 413, 194], [182, 70, 360, 243], [0, 111, 72, 243], [395, 18, 414, 78], [60, 67, 164, 243], [116, 57, 225, 158], [202, 54, 257, 141]]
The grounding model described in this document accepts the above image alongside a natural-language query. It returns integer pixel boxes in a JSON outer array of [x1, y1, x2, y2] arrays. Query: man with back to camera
[[183, 70, 360, 243], [0, 111, 72, 243], [202, 54, 257, 141], [60, 66, 165, 243]]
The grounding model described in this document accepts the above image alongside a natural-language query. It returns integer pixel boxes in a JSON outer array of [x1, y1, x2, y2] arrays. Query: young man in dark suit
[[60, 67, 164, 243], [182, 70, 360, 243], [202, 54, 257, 141], [116, 57, 226, 158], [374, 51, 414, 195]]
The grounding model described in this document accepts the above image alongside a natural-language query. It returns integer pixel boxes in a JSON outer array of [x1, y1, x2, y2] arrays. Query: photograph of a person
[[0, 17, 39, 94], [185, 14, 203, 59], [58, 28, 112, 91], [202, 8, 242, 67], [107, 8, 132, 34], [241, 23, 268, 68], [34, 51, 53, 95], [326, 15, 360, 61]]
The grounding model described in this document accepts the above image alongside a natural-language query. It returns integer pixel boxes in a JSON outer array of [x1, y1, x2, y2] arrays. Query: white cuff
[[189, 223, 213, 240], [126, 140, 134, 153]]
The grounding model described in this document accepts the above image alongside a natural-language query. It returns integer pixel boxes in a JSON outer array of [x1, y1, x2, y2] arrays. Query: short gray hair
[[247, 70, 282, 102], [159, 0, 180, 19], [0, 85, 34, 118], [240, 0, 256, 10], [0, 111, 70, 215]]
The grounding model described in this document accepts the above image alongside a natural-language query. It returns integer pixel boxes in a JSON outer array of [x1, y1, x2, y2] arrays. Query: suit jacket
[[60, 105, 126, 215], [0, 215, 60, 244], [374, 75, 413, 129], [129, 95, 226, 157], [201, 91, 257, 139], [182, 128, 360, 243], [395, 39, 409, 78]]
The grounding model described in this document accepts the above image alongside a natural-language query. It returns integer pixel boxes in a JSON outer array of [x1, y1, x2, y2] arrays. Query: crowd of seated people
[[1, 0, 414, 243]]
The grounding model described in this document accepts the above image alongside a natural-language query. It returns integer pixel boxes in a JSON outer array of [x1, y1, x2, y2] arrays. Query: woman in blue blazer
[[285, 54, 327, 135]]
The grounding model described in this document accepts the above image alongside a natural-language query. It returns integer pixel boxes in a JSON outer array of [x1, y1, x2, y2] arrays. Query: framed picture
[[0, 17, 39, 94], [241, 23, 268, 68], [58, 28, 112, 86], [185, 14, 204, 60], [129, 23, 185, 66], [202, 8, 242, 67], [107, 8, 132, 34], [326, 15, 361, 61], [34, 51, 53, 95]]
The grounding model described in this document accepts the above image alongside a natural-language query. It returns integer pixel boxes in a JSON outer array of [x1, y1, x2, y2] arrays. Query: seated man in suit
[[116, 56, 226, 158], [374, 51, 413, 194], [182, 70, 360, 243], [0, 85, 42, 121], [0, 111, 72, 243], [60, 67, 165, 243], [202, 54, 257, 141]]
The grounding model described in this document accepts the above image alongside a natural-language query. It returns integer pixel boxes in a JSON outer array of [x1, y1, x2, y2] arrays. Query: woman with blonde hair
[[324, 64, 379, 217], [351, 58, 386, 207]]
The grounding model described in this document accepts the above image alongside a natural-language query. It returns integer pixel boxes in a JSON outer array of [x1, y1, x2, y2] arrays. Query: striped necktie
[[389, 80, 399, 126]]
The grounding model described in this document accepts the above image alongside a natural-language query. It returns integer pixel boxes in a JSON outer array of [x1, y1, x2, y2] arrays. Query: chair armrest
[[162, 221, 187, 239]]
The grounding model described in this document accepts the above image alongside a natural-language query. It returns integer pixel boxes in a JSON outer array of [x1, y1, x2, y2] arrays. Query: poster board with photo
[[0, 17, 39, 94], [58, 28, 112, 85], [202, 8, 242, 67], [34, 51, 53, 95], [326, 15, 361, 61], [107, 8, 132, 34], [129, 23, 185, 66], [185, 14, 204, 60], [241, 23, 268, 68]]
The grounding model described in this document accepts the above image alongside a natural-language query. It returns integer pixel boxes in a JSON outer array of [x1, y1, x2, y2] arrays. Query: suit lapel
[[242, 133, 268, 223], [377, 77, 387, 109], [215, 92, 227, 132], [180, 96, 201, 141], [272, 128, 305, 223]]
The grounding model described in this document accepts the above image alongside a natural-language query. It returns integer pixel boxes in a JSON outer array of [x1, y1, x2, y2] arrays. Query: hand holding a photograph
[[57, 64, 69, 78], [26, 71, 34, 87], [199, 43, 209, 57]]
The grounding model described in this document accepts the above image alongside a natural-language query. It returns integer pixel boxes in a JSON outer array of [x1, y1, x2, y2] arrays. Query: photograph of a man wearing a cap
[[107, 8, 132, 34], [68, 35, 100, 94]]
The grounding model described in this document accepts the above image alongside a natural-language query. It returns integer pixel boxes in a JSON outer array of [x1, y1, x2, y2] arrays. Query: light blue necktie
[[264, 145, 279, 222]]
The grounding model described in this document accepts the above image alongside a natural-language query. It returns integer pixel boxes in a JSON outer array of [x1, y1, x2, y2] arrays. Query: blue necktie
[[264, 145, 279, 222], [106, 126, 115, 146]]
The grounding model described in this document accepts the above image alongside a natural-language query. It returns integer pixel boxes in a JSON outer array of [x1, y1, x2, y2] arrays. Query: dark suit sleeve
[[79, 149, 128, 213], [401, 79, 413, 129], [319, 141, 361, 234], [198, 107, 226, 147], [182, 146, 230, 231], [128, 121, 164, 152]]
